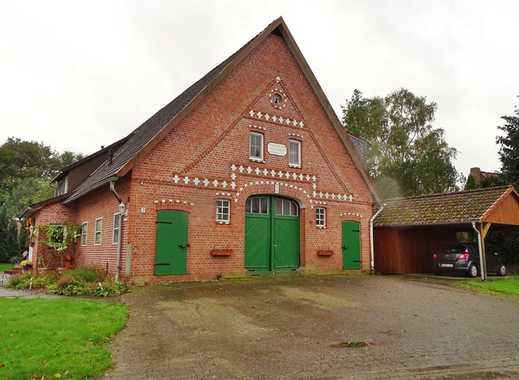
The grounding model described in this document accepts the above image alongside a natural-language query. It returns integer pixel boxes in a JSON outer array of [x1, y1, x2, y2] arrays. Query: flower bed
[[7, 266, 127, 297]]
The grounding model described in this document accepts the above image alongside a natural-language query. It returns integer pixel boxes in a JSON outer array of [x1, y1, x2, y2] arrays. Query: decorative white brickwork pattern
[[247, 109, 304, 128], [153, 199, 195, 207], [168, 162, 354, 204], [233, 180, 316, 208], [231, 163, 315, 183], [249, 124, 267, 131]]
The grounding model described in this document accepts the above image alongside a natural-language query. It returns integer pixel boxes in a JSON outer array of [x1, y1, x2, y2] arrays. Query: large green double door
[[245, 196, 300, 272]]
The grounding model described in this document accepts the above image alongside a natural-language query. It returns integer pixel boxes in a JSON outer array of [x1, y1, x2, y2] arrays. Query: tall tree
[[342, 88, 460, 199], [497, 100, 519, 185], [0, 205, 20, 262], [0, 138, 82, 262], [0, 138, 82, 213]]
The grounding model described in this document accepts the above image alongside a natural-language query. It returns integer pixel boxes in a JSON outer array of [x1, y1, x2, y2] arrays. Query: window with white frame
[[316, 207, 326, 228], [275, 198, 299, 217], [288, 139, 301, 167], [249, 132, 264, 161], [246, 196, 269, 214], [112, 213, 122, 244], [216, 199, 230, 224], [94, 217, 103, 245], [80, 222, 88, 246], [55, 176, 69, 196]]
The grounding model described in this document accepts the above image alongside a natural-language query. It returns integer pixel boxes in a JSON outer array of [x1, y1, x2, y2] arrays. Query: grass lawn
[[0, 263, 14, 272], [0, 298, 128, 380], [462, 276, 519, 296]]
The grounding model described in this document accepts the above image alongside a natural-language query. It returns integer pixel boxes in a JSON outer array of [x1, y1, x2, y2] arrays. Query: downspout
[[109, 180, 126, 282], [471, 221, 486, 281], [369, 204, 385, 273]]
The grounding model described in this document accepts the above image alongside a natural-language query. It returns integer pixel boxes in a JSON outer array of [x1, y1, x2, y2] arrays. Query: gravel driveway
[[104, 275, 519, 380]]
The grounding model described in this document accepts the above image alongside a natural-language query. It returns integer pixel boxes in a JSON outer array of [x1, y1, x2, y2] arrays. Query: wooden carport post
[[478, 222, 492, 281]]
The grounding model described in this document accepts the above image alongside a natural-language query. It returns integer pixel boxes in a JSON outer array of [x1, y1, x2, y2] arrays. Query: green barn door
[[155, 210, 188, 275], [245, 196, 271, 272], [342, 221, 361, 270], [272, 197, 300, 271], [245, 196, 300, 272]]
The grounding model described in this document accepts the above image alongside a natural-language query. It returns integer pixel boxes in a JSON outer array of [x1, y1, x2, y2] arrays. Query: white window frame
[[112, 213, 121, 245], [288, 139, 301, 168], [80, 222, 88, 246], [316, 207, 326, 228], [94, 217, 103, 245], [55, 176, 69, 196], [246, 196, 269, 215], [216, 199, 231, 224], [249, 132, 264, 162], [276, 198, 299, 217]]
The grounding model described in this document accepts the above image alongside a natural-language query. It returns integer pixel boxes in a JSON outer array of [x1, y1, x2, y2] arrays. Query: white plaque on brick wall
[[268, 143, 287, 156]]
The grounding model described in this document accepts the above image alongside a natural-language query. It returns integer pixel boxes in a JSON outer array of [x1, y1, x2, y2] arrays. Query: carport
[[373, 185, 519, 280]]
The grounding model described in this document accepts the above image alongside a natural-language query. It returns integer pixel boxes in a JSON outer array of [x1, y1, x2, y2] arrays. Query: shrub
[[49, 281, 89, 296], [8, 273, 32, 289], [30, 275, 54, 289], [56, 274, 74, 289], [66, 267, 106, 283], [94, 280, 127, 297], [8, 272, 56, 290]]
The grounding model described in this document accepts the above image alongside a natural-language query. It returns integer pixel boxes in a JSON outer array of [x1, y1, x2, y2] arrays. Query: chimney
[[469, 167, 481, 185]]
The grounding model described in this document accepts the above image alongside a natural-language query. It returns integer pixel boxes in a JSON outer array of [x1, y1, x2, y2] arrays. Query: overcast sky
[[1, 1, 518, 176]]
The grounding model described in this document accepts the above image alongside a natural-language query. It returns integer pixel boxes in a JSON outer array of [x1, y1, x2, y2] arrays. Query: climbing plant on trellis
[[37, 223, 80, 269]]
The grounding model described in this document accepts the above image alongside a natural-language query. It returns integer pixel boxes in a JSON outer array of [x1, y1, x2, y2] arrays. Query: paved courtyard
[[104, 274, 519, 380]]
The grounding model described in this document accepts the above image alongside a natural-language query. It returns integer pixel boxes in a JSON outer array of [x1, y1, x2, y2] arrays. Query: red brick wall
[[74, 176, 130, 276], [126, 33, 374, 281], [32, 177, 131, 276], [32, 202, 76, 270]]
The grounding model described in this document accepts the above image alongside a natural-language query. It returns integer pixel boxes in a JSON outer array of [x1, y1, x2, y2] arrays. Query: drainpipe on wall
[[369, 204, 385, 274], [471, 221, 486, 281], [109, 180, 126, 282]]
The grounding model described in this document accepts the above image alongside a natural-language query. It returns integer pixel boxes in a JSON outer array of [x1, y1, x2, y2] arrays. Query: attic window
[[55, 176, 69, 196], [272, 93, 283, 105]]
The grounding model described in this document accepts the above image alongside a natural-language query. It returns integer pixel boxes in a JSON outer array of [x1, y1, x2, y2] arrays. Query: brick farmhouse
[[23, 18, 378, 282]]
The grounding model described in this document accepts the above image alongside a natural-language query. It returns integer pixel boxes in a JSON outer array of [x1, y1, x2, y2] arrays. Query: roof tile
[[375, 186, 511, 226]]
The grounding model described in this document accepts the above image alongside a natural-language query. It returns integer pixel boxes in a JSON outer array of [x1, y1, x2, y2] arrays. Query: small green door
[[155, 210, 188, 275], [342, 221, 361, 270], [245, 196, 300, 272]]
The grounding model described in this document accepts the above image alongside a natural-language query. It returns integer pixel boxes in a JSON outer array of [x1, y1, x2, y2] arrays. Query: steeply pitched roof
[[374, 186, 514, 227], [19, 194, 68, 219], [52, 136, 129, 182], [64, 17, 378, 204], [64, 20, 276, 203]]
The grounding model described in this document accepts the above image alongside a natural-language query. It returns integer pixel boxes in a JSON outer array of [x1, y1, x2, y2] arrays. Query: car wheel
[[468, 265, 478, 278], [497, 265, 507, 277]]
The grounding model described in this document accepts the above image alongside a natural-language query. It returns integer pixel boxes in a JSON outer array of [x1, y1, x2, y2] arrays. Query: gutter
[[471, 221, 486, 281], [109, 178, 126, 282], [369, 204, 385, 273]]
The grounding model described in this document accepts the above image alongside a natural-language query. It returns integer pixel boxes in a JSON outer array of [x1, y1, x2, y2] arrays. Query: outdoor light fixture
[[118, 202, 127, 215]]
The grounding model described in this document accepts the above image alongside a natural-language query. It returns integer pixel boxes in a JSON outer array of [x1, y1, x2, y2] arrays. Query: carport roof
[[374, 185, 519, 227]]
